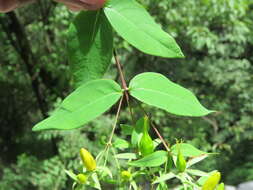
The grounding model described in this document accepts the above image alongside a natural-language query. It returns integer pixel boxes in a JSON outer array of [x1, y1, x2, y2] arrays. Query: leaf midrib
[[104, 7, 174, 55], [130, 151, 167, 166], [62, 91, 122, 114], [131, 87, 204, 112]]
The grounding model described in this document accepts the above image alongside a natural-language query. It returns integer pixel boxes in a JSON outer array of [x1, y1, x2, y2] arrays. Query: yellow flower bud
[[202, 172, 221, 190], [77, 174, 87, 184], [121, 170, 131, 181], [80, 148, 96, 171]]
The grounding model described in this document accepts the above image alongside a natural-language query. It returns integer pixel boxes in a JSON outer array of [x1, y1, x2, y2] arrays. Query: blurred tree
[[0, 0, 253, 189]]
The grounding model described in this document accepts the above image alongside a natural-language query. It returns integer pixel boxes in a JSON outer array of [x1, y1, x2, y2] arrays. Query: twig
[[202, 116, 218, 135], [151, 122, 170, 152], [113, 50, 134, 124], [108, 96, 124, 144], [111, 147, 121, 170], [103, 96, 124, 166], [113, 50, 128, 90]]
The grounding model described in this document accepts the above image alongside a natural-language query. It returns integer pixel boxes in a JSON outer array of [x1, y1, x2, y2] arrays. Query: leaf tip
[[206, 109, 217, 115], [32, 125, 43, 132], [176, 50, 185, 58], [32, 122, 50, 132]]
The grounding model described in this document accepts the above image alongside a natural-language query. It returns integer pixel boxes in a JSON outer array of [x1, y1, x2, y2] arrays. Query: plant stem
[[103, 147, 110, 167], [111, 147, 121, 170], [151, 123, 170, 152], [113, 50, 128, 90], [108, 96, 124, 144], [113, 50, 135, 124], [102, 96, 124, 166]]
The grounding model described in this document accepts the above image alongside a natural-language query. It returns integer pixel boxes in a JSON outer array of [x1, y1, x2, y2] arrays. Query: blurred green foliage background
[[0, 0, 253, 189]]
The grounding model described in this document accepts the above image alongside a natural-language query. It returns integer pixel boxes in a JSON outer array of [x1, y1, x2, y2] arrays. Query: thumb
[[0, 0, 19, 13]]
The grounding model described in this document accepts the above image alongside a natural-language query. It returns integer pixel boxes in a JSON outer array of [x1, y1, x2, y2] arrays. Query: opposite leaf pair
[[33, 72, 213, 131]]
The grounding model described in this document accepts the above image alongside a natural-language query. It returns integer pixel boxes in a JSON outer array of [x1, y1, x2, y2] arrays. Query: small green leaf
[[104, 0, 183, 58], [65, 170, 77, 181], [97, 166, 113, 178], [153, 138, 162, 148], [187, 154, 209, 168], [187, 169, 208, 177], [131, 117, 145, 148], [130, 181, 138, 190], [68, 10, 113, 88], [171, 143, 207, 157], [156, 182, 168, 190], [91, 173, 101, 190], [115, 153, 137, 160], [128, 151, 168, 167], [33, 80, 122, 131], [113, 138, 130, 149], [153, 172, 176, 184], [120, 124, 133, 135], [129, 72, 214, 117], [167, 154, 174, 171]]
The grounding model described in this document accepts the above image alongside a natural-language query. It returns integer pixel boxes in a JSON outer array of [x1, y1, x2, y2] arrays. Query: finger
[[0, 0, 19, 13], [79, 0, 106, 10], [64, 3, 84, 12], [54, 0, 91, 10]]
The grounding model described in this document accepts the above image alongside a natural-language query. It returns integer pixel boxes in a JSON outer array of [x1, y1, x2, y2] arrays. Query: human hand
[[55, 0, 106, 11], [0, 0, 20, 13], [0, 0, 106, 13]]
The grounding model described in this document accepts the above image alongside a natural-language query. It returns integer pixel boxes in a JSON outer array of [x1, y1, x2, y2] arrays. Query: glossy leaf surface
[[153, 173, 176, 184], [128, 151, 168, 167], [104, 0, 183, 58], [129, 72, 213, 117], [171, 143, 207, 157], [33, 80, 122, 131]]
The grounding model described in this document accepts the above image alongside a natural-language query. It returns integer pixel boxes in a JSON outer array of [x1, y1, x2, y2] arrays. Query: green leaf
[[120, 124, 133, 135], [130, 181, 138, 190], [171, 143, 207, 157], [131, 117, 145, 148], [65, 170, 77, 181], [153, 138, 162, 148], [113, 138, 130, 149], [156, 182, 168, 190], [115, 153, 137, 160], [91, 173, 101, 190], [32, 80, 122, 131], [187, 154, 209, 168], [128, 151, 168, 167], [186, 169, 208, 177], [153, 172, 176, 184], [129, 72, 214, 117], [68, 10, 113, 88], [97, 166, 113, 178], [104, 0, 183, 58]]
